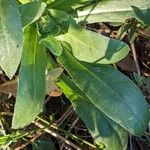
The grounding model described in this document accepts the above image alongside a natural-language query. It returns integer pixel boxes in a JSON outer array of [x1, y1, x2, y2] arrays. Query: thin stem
[[34, 121, 82, 150], [36, 116, 96, 149], [60, 117, 80, 150], [56, 105, 73, 125], [130, 134, 133, 150], [14, 132, 43, 150], [0, 112, 13, 116], [137, 29, 150, 39], [130, 43, 141, 77]]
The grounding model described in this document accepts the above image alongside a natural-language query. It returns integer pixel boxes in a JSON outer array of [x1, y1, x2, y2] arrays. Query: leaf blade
[[12, 24, 47, 129], [0, 0, 23, 79], [57, 24, 130, 64], [19, 1, 46, 28], [57, 75, 128, 150], [76, 0, 150, 23], [58, 48, 149, 135], [48, 0, 93, 12]]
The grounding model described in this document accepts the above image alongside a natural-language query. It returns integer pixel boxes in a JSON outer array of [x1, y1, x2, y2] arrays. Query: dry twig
[[130, 43, 141, 76], [34, 121, 82, 150]]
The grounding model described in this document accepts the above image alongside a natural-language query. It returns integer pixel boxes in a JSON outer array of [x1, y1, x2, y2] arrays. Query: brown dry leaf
[[48, 89, 62, 97], [0, 79, 17, 97], [117, 54, 136, 72], [47, 81, 62, 97], [46, 68, 63, 97]]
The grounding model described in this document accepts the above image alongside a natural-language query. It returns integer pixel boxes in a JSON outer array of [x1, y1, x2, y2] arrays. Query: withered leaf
[[46, 68, 63, 97], [0, 79, 17, 97]]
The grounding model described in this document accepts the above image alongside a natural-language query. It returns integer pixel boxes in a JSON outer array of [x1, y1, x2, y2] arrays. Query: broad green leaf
[[57, 24, 130, 64], [32, 136, 56, 150], [58, 48, 150, 135], [19, 1, 46, 27], [48, 0, 93, 12], [57, 75, 128, 150], [76, 0, 150, 23], [0, 0, 23, 79], [47, 55, 128, 150], [12, 24, 47, 129], [40, 35, 63, 56]]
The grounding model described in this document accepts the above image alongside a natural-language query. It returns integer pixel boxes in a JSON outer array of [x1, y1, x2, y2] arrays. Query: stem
[[34, 121, 82, 150], [60, 117, 80, 150], [36, 116, 96, 149], [130, 43, 141, 77], [0, 112, 13, 116], [137, 29, 150, 39]]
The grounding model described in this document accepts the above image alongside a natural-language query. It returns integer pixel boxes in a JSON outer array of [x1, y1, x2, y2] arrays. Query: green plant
[[0, 0, 150, 149]]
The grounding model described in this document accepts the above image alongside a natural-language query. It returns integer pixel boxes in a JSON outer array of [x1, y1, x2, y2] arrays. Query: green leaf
[[57, 75, 128, 150], [58, 48, 150, 135], [47, 55, 128, 150], [40, 35, 63, 56], [131, 6, 150, 26], [49, 9, 69, 24], [19, 1, 46, 28], [57, 24, 130, 64], [12, 24, 47, 129], [0, 0, 23, 79], [48, 0, 93, 12], [76, 0, 150, 23], [38, 15, 56, 34]]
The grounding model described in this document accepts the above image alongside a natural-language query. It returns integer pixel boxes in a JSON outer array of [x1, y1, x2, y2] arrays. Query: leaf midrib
[[23, 27, 38, 117], [33, 30, 38, 106], [63, 50, 145, 132], [67, 84, 125, 150]]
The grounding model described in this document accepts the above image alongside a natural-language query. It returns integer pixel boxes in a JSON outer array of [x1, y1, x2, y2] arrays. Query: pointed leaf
[[47, 56, 128, 150], [76, 0, 150, 23], [0, 0, 23, 79], [19, 1, 46, 28], [57, 24, 130, 64], [58, 75, 128, 150], [12, 24, 47, 129], [58, 48, 149, 135]]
